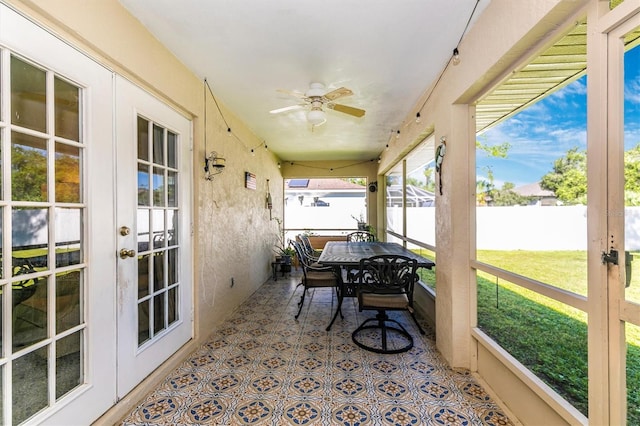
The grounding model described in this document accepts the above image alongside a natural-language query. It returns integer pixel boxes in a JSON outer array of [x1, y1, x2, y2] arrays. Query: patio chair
[[346, 231, 376, 242], [298, 234, 323, 259], [352, 254, 425, 354], [291, 240, 341, 321], [345, 231, 376, 283]]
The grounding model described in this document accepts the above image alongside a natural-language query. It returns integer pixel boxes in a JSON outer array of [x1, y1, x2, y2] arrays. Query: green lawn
[[415, 250, 640, 423]]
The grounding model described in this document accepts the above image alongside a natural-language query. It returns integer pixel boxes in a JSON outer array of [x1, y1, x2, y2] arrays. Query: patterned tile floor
[[121, 271, 515, 425]]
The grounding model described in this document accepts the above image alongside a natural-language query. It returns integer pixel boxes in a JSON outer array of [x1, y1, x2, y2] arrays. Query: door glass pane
[[168, 171, 177, 207], [623, 27, 640, 425], [138, 300, 150, 345], [153, 252, 165, 292], [153, 294, 165, 334], [167, 131, 177, 168], [168, 286, 178, 325], [138, 117, 149, 161], [168, 248, 178, 285], [54, 77, 80, 141], [11, 132, 48, 202], [55, 208, 81, 267], [13, 346, 48, 424], [138, 254, 150, 298], [167, 210, 177, 246], [152, 209, 165, 249], [13, 207, 48, 271], [153, 167, 165, 207], [138, 208, 150, 252], [56, 270, 81, 333], [153, 124, 164, 165], [13, 275, 47, 351], [56, 331, 82, 399], [138, 164, 150, 206], [11, 56, 46, 133], [55, 143, 81, 203]]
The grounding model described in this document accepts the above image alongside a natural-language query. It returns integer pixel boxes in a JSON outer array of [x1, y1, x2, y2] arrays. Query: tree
[[476, 140, 512, 205], [11, 146, 47, 201], [491, 182, 531, 206], [476, 140, 511, 158], [539, 144, 640, 206], [540, 148, 587, 205]]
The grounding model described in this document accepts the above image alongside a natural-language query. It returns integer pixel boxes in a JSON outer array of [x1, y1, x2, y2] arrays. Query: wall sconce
[[452, 48, 460, 66], [204, 151, 226, 180]]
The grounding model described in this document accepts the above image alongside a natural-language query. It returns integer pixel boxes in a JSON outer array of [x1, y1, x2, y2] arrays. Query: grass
[[415, 249, 640, 424]]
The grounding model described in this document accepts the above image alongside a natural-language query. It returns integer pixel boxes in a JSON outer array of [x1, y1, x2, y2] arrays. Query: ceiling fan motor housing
[[306, 82, 326, 97]]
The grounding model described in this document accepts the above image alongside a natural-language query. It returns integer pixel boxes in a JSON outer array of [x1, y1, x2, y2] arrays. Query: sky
[[476, 43, 640, 188]]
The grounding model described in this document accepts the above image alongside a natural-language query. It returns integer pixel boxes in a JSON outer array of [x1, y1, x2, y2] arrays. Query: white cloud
[[625, 75, 640, 104]]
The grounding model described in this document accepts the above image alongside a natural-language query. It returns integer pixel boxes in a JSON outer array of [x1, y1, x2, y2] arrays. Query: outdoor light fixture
[[204, 151, 226, 180], [415, 112, 421, 123], [452, 48, 460, 66]]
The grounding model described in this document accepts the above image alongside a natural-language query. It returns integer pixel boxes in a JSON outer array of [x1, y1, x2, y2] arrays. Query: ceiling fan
[[269, 82, 365, 126]]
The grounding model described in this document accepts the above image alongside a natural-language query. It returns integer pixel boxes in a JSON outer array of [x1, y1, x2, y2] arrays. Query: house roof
[[514, 182, 555, 197], [285, 178, 365, 191]]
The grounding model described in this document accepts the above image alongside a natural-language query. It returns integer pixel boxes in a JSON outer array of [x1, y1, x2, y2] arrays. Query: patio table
[[318, 241, 435, 330]]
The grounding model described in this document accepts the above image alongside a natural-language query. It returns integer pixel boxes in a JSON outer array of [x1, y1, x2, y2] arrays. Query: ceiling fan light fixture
[[307, 108, 326, 126]]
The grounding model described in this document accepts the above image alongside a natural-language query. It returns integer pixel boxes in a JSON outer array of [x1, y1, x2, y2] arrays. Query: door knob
[[119, 249, 136, 259]]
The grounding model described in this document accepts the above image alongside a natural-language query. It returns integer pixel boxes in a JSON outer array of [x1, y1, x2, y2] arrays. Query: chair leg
[[295, 287, 307, 319], [379, 313, 388, 351], [351, 311, 413, 354], [409, 310, 425, 335]]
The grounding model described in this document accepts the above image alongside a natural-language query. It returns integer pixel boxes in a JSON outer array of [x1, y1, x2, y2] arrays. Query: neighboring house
[[386, 184, 435, 207], [285, 178, 366, 206], [514, 182, 558, 206]]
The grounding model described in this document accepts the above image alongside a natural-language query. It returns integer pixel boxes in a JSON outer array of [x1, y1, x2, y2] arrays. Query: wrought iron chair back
[[346, 231, 376, 242], [290, 240, 340, 321]]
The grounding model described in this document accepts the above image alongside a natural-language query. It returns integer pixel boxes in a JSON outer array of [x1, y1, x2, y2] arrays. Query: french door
[[0, 4, 116, 425], [115, 76, 193, 398], [1, 4, 193, 423], [605, 3, 640, 424]]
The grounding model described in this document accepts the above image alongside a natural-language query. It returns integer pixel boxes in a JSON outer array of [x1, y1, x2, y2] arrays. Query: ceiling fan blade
[[323, 87, 353, 101], [276, 89, 307, 99], [327, 103, 365, 118], [269, 105, 304, 114]]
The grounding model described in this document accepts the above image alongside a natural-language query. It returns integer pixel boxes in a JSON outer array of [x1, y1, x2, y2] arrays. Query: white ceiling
[[118, 0, 491, 162]]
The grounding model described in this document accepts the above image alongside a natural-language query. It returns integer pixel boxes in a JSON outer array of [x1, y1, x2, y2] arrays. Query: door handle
[[119, 249, 136, 259]]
